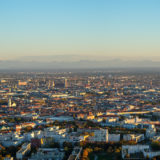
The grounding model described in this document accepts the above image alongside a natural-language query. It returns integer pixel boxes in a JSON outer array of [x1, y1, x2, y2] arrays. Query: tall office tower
[[48, 80, 52, 89], [65, 78, 68, 88], [88, 80, 90, 85], [52, 81, 55, 88], [150, 81, 153, 87]]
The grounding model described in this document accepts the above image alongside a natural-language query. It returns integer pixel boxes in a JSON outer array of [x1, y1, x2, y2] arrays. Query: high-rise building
[[8, 97, 12, 107], [52, 81, 55, 88], [65, 79, 68, 88]]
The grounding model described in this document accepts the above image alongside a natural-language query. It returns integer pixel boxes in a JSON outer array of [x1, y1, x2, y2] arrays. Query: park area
[[89, 152, 121, 160]]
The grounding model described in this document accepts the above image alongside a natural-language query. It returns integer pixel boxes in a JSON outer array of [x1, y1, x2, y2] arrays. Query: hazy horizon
[[0, 0, 160, 68], [1, 55, 160, 70]]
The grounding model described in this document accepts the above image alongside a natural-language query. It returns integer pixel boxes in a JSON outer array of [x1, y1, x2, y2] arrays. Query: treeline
[[80, 142, 122, 160]]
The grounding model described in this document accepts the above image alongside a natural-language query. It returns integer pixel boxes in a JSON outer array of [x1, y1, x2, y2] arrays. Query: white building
[[123, 134, 144, 142], [122, 145, 160, 159], [122, 145, 149, 159], [90, 129, 108, 142], [124, 117, 142, 124], [138, 124, 156, 138], [28, 148, 64, 160], [108, 134, 120, 142]]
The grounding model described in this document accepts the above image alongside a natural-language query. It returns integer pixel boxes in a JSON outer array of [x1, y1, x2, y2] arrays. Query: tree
[[0, 155, 3, 160], [64, 146, 69, 152], [74, 127, 77, 132], [146, 155, 149, 160], [90, 132, 94, 137], [115, 148, 120, 153], [94, 147, 101, 152], [102, 118, 106, 123], [80, 141, 86, 147], [83, 149, 88, 158], [151, 141, 160, 151], [107, 146, 113, 153], [126, 153, 130, 158], [24, 126, 32, 132], [6, 154, 11, 158]]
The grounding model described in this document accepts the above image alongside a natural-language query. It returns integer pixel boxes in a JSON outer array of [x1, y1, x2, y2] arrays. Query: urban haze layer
[[0, 69, 160, 160]]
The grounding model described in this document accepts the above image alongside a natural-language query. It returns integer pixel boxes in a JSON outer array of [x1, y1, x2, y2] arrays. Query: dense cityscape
[[1, 0, 160, 159], [0, 70, 160, 160]]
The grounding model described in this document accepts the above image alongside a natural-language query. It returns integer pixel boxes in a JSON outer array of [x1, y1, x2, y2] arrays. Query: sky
[[0, 0, 160, 62]]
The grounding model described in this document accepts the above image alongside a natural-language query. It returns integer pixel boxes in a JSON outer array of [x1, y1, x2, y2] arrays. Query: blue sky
[[0, 0, 160, 60]]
